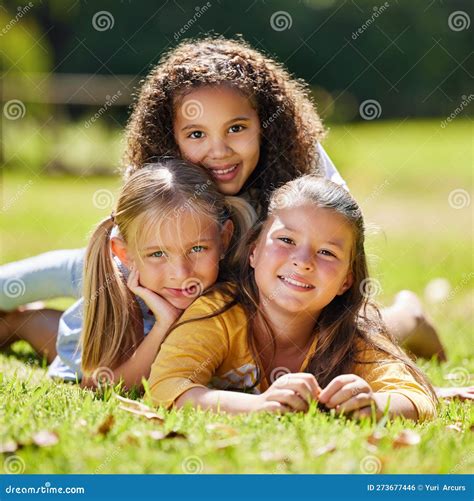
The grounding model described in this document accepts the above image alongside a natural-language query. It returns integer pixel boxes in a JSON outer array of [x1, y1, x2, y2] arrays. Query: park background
[[0, 0, 472, 474]]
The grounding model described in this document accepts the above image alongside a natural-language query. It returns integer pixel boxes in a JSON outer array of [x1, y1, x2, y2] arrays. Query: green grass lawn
[[0, 119, 472, 473]]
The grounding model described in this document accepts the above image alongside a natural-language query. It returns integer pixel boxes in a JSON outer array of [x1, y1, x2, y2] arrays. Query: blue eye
[[150, 250, 165, 258], [188, 131, 204, 139], [229, 124, 245, 133], [191, 245, 206, 253]]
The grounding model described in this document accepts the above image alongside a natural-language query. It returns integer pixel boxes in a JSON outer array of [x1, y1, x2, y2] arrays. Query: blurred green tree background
[[1, 0, 472, 174]]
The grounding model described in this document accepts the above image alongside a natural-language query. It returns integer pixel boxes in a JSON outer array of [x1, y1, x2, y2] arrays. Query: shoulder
[[180, 285, 238, 320], [315, 143, 348, 190], [177, 285, 247, 343]]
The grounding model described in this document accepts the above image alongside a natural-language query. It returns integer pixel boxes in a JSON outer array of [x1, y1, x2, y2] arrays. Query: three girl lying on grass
[[2, 36, 468, 419]]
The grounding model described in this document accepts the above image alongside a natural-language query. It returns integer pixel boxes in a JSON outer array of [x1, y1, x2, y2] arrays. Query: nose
[[169, 257, 192, 283], [291, 247, 314, 272], [208, 136, 232, 159]]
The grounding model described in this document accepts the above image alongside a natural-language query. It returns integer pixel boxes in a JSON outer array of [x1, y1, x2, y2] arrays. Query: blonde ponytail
[[81, 216, 142, 374]]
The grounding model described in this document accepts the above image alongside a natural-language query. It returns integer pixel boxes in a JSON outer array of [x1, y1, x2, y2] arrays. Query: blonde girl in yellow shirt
[[149, 175, 437, 421]]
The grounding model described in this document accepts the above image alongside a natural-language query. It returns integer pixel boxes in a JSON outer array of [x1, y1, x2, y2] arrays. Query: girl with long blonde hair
[[51, 158, 255, 387]]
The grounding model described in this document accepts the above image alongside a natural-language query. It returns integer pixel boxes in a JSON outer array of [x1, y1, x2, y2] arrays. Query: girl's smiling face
[[249, 205, 354, 319], [173, 85, 261, 195], [112, 211, 233, 310]]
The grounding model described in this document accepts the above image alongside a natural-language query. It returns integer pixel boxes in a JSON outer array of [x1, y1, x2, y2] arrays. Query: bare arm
[[360, 392, 418, 420], [175, 373, 321, 414], [81, 321, 172, 389], [318, 374, 419, 420]]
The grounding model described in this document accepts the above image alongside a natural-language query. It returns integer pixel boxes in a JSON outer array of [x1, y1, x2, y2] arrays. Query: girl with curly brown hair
[[1, 36, 451, 386]]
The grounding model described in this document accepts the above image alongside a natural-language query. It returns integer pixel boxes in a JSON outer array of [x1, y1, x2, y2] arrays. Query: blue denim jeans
[[0, 248, 85, 311], [0, 248, 155, 380]]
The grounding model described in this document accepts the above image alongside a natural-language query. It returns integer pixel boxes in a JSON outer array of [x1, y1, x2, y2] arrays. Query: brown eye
[[319, 250, 336, 257], [229, 124, 245, 133], [189, 131, 204, 139]]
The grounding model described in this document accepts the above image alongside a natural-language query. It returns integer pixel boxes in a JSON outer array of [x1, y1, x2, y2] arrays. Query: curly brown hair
[[123, 35, 327, 213]]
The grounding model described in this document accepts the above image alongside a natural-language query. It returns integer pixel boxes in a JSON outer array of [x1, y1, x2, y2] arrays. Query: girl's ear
[[337, 271, 354, 296], [110, 237, 133, 268], [221, 219, 234, 253], [249, 244, 257, 269]]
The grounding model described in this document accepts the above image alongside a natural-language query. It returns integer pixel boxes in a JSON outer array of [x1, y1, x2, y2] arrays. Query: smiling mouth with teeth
[[211, 164, 238, 175], [278, 275, 315, 289]]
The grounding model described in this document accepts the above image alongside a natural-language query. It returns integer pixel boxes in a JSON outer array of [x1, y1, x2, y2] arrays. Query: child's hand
[[127, 267, 182, 326], [318, 374, 382, 417], [255, 373, 321, 413]]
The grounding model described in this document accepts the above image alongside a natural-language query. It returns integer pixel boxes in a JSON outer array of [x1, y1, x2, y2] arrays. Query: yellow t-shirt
[[148, 290, 437, 420]]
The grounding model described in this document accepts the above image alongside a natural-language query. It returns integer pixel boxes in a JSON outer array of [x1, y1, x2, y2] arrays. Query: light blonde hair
[[80, 158, 256, 374]]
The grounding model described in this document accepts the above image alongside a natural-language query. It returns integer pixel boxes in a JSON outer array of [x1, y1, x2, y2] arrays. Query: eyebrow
[[180, 116, 251, 132], [142, 237, 216, 252], [280, 225, 346, 251]]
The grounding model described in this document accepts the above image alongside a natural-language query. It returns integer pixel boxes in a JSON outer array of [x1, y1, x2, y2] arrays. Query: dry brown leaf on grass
[[205, 423, 239, 436], [214, 437, 241, 449], [445, 422, 463, 432], [97, 414, 115, 436], [0, 440, 18, 453], [118, 404, 164, 423], [114, 394, 164, 423], [0, 431, 59, 453], [146, 430, 188, 441], [164, 431, 187, 439], [392, 430, 421, 448], [367, 431, 385, 446], [312, 443, 337, 457], [148, 430, 166, 441], [32, 430, 59, 447], [260, 450, 288, 462], [124, 434, 140, 446], [75, 418, 88, 428]]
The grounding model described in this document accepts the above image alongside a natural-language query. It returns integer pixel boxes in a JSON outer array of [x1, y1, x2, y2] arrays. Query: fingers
[[275, 373, 321, 399], [270, 388, 309, 412], [127, 266, 141, 293], [324, 380, 371, 409], [350, 406, 373, 420], [318, 374, 362, 405], [274, 379, 314, 406], [336, 393, 373, 414], [260, 401, 292, 414]]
